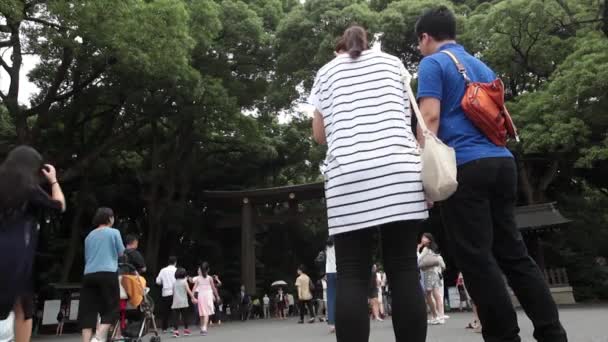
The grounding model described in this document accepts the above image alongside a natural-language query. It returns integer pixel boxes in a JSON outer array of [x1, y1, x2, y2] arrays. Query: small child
[[172, 268, 197, 338]]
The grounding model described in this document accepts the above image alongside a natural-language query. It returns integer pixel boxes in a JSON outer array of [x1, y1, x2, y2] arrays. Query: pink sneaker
[[183, 329, 191, 336]]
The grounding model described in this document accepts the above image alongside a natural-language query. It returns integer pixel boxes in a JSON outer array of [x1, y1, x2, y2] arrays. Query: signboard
[[69, 300, 79, 321], [42, 300, 61, 326]]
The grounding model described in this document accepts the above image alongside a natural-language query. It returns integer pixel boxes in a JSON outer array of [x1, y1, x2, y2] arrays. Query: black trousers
[[298, 300, 315, 321], [440, 157, 567, 342], [239, 304, 250, 321], [159, 295, 173, 331], [334, 221, 427, 342], [172, 308, 189, 330]]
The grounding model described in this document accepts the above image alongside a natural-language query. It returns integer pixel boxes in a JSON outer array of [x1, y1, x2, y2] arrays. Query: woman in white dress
[[309, 26, 428, 342]]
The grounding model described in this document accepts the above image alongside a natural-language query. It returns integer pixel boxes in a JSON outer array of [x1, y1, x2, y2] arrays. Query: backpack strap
[[441, 50, 471, 84]]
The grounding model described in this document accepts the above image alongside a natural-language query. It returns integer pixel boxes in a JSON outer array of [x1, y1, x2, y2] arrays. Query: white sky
[[0, 50, 41, 105]]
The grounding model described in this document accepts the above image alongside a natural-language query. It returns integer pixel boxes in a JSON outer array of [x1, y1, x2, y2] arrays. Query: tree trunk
[[603, 0, 608, 38], [59, 178, 89, 282], [518, 160, 535, 205], [536, 160, 559, 203], [145, 205, 163, 274], [518, 159, 559, 205]]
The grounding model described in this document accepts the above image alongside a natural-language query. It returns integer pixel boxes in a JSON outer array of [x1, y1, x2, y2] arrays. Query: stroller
[[110, 263, 160, 342]]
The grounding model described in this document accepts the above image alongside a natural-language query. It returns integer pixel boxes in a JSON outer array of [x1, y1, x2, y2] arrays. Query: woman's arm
[[185, 282, 196, 300], [211, 279, 220, 300], [312, 110, 326, 145], [41, 164, 66, 211]]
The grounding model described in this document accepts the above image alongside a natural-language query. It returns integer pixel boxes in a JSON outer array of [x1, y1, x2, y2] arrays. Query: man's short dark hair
[[125, 234, 139, 246], [92, 207, 114, 227], [415, 6, 456, 41], [168, 256, 177, 265], [298, 264, 306, 273]]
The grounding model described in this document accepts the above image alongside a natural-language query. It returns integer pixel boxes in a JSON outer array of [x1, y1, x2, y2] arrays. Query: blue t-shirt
[[417, 43, 512, 165], [84, 227, 124, 275]]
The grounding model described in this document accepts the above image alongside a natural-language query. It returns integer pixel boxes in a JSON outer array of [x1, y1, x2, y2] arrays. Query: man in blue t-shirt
[[415, 6, 567, 342]]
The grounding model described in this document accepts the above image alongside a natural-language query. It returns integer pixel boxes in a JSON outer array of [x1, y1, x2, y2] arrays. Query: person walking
[[287, 293, 295, 317], [415, 6, 567, 342], [156, 256, 178, 333], [193, 262, 219, 336], [369, 265, 383, 322], [418, 233, 446, 325], [120, 234, 146, 274], [0, 146, 66, 342], [295, 265, 316, 324], [171, 268, 196, 338], [276, 288, 287, 320], [78, 208, 124, 342], [309, 25, 428, 342], [238, 285, 251, 321], [263, 294, 270, 319], [456, 272, 471, 312], [210, 275, 223, 326]]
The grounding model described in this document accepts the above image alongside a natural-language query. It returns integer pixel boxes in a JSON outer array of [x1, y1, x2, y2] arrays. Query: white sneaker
[[442, 315, 450, 319], [429, 318, 445, 325]]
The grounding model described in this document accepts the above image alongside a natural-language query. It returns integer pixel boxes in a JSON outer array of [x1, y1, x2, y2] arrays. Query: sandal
[[466, 320, 479, 329]]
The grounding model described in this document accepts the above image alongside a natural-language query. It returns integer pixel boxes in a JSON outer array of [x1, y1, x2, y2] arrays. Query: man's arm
[[415, 57, 443, 146], [156, 269, 163, 285], [312, 110, 326, 145], [417, 97, 441, 146]]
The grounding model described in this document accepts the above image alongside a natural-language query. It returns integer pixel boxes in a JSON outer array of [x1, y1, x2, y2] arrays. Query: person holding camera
[[0, 146, 66, 342]]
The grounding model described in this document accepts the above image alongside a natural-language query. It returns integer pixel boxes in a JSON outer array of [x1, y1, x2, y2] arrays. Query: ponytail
[[342, 25, 369, 59]]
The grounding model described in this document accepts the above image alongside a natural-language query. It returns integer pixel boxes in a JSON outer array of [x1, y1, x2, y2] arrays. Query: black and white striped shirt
[[309, 50, 428, 235]]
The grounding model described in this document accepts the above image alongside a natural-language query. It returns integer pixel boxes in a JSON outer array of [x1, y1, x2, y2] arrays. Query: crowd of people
[[0, 5, 571, 342]]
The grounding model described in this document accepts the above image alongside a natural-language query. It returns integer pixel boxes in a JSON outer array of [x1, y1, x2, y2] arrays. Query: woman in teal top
[[78, 207, 124, 342]]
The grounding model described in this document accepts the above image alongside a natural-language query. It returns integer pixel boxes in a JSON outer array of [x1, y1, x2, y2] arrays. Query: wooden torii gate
[[203, 183, 570, 294], [202, 183, 326, 292]]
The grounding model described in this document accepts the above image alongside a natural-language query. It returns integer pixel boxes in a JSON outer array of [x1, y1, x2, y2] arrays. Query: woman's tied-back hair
[[0, 146, 43, 215], [342, 25, 369, 59], [200, 261, 210, 278]]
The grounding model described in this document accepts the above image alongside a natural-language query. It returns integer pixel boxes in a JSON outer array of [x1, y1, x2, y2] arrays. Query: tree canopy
[[1, 0, 607, 300]]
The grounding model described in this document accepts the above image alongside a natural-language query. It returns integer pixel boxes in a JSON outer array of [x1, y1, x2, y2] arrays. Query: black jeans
[[159, 295, 173, 331], [298, 300, 315, 322], [334, 221, 427, 342], [440, 157, 567, 342]]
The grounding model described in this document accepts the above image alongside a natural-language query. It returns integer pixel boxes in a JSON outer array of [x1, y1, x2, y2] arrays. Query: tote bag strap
[[402, 74, 430, 136]]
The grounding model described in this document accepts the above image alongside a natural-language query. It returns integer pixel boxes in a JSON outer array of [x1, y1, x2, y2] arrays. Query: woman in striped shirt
[[309, 26, 428, 342]]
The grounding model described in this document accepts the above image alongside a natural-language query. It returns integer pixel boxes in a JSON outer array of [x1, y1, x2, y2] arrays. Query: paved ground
[[36, 305, 608, 342]]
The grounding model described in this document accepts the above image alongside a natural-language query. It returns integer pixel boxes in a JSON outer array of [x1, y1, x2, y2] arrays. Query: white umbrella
[[271, 280, 288, 287]]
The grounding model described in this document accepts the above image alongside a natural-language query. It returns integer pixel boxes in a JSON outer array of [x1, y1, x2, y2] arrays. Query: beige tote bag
[[403, 76, 458, 202]]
